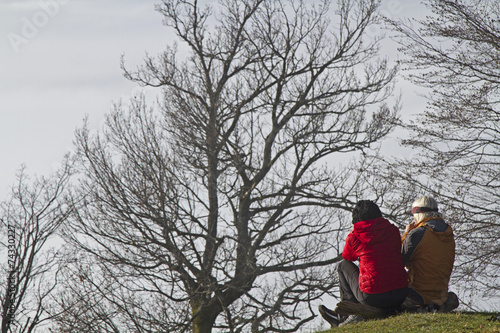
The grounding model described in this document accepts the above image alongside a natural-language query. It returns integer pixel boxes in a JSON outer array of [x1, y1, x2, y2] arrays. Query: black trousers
[[337, 260, 408, 309]]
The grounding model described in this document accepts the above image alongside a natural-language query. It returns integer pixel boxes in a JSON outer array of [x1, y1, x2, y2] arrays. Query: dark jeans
[[338, 260, 409, 309], [407, 287, 425, 305]]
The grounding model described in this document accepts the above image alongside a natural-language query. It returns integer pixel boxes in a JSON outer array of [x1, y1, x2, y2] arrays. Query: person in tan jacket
[[401, 195, 459, 311]]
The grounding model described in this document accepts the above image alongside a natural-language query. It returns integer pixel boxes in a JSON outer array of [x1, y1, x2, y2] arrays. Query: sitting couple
[[319, 196, 458, 327]]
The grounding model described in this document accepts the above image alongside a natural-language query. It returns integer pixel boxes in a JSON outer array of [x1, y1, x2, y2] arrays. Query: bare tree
[[382, 0, 500, 307], [0, 156, 73, 333], [61, 0, 399, 332]]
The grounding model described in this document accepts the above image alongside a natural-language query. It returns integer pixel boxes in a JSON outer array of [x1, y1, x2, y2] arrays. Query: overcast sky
[[0, 0, 428, 199], [1, 0, 165, 198]]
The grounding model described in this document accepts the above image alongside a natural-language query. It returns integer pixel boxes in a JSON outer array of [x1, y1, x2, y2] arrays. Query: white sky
[[1, 0, 166, 198], [0, 0, 428, 199]]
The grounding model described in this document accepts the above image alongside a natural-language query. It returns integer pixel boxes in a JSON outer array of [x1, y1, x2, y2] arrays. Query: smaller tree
[[0, 156, 73, 333], [382, 0, 500, 306]]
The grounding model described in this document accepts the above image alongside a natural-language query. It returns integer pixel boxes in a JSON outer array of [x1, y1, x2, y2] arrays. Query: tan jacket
[[402, 217, 455, 305]]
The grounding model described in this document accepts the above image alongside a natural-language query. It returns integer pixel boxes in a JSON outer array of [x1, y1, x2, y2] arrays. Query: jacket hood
[[425, 218, 448, 232], [353, 217, 393, 244], [418, 217, 454, 242], [402, 217, 452, 243]]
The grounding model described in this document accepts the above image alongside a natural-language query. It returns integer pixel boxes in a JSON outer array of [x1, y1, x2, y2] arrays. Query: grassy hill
[[316, 312, 500, 333]]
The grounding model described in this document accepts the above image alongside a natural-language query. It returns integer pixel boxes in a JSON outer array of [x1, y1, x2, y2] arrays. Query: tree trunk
[[191, 300, 219, 333]]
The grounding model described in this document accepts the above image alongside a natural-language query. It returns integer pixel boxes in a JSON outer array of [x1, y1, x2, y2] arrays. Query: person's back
[[345, 216, 408, 295], [402, 196, 455, 306]]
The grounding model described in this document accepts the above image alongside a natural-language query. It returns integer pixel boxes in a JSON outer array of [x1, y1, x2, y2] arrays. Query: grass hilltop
[[316, 312, 500, 333]]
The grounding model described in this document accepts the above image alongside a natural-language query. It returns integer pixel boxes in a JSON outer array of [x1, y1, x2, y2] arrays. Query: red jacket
[[343, 217, 408, 294]]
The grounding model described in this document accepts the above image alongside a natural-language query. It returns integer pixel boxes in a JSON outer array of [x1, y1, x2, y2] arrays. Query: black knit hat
[[352, 200, 382, 224]]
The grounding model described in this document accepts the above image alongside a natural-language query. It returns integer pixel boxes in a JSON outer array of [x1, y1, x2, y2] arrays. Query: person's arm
[[401, 227, 426, 265], [342, 233, 359, 262]]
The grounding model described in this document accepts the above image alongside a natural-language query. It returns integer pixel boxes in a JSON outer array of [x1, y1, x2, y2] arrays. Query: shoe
[[441, 291, 459, 313], [338, 314, 364, 326], [401, 296, 421, 309], [318, 305, 340, 327], [401, 295, 426, 313]]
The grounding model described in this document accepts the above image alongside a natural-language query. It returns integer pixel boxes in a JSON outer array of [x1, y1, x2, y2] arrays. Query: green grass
[[316, 312, 500, 333]]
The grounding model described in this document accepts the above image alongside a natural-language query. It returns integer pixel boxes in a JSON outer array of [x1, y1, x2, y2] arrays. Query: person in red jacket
[[319, 200, 409, 327]]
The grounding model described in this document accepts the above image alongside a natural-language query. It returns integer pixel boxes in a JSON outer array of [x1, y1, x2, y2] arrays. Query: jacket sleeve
[[401, 227, 426, 265], [342, 233, 359, 261]]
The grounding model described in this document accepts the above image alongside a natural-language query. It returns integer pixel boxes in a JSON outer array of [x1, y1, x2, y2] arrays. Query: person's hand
[[405, 222, 415, 233]]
